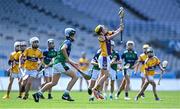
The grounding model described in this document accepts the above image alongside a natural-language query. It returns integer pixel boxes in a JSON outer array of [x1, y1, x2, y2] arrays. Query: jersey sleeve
[[156, 58, 161, 65], [38, 51, 43, 59], [43, 50, 48, 57], [121, 53, 125, 59], [64, 40, 71, 48], [23, 48, 28, 57]]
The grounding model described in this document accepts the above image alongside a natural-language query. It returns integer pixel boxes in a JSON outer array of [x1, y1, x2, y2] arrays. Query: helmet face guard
[[32, 40, 39, 49], [47, 39, 55, 49], [65, 28, 76, 42]]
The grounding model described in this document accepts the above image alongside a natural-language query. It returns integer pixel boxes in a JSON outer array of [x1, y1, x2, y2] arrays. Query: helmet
[[47, 38, 54, 44], [14, 41, 21, 51], [30, 37, 39, 44], [21, 41, 27, 46], [147, 47, 154, 53], [126, 40, 134, 46], [65, 28, 76, 38], [95, 25, 104, 35], [143, 44, 150, 49], [14, 41, 21, 48], [111, 40, 115, 46]]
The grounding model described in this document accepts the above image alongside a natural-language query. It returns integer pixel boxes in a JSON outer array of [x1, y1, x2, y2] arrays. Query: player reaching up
[[92, 24, 123, 100]]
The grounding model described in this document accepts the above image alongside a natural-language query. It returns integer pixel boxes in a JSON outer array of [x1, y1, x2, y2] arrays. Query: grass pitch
[[0, 91, 180, 109]]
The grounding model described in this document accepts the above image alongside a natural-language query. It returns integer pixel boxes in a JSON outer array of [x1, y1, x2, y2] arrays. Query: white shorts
[[98, 56, 111, 70], [24, 69, 38, 78], [91, 69, 100, 80], [146, 75, 154, 82], [123, 69, 134, 76], [20, 68, 26, 76], [44, 67, 53, 77], [109, 68, 117, 80], [53, 63, 70, 74], [10, 73, 22, 79], [140, 72, 145, 78]]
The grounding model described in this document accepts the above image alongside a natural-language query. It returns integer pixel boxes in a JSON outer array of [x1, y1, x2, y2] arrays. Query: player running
[[116, 41, 138, 100], [20, 37, 43, 100], [88, 49, 101, 101], [32, 28, 79, 102], [92, 24, 123, 99], [40, 39, 57, 99], [134, 44, 150, 98], [3, 41, 22, 99], [19, 41, 28, 98], [77, 52, 90, 92], [103, 40, 121, 100], [134, 47, 165, 101]]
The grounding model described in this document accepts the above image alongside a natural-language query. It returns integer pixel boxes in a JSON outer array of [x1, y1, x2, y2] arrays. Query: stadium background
[[0, 0, 179, 91]]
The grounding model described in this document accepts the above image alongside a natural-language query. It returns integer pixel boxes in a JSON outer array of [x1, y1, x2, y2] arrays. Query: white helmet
[[21, 41, 27, 46], [47, 38, 54, 43], [14, 41, 21, 48], [111, 40, 115, 46], [65, 28, 76, 37], [30, 37, 39, 44], [126, 40, 135, 46]]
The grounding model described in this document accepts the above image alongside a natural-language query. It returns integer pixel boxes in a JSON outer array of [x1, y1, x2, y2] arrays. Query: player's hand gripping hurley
[[118, 7, 125, 44], [157, 60, 168, 85]]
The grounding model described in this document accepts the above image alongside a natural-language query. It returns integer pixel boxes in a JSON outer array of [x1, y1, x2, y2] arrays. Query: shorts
[[140, 72, 145, 78], [53, 63, 70, 74], [109, 68, 117, 80], [24, 69, 38, 78], [98, 56, 111, 70], [91, 69, 100, 80], [10, 73, 22, 79], [123, 69, 134, 76], [146, 75, 154, 82], [44, 67, 53, 77]]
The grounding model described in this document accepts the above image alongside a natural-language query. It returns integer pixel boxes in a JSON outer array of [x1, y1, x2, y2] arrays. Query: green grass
[[0, 91, 180, 109]]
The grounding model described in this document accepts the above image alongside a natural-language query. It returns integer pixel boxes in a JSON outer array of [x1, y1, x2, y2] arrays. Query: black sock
[[125, 92, 128, 97]]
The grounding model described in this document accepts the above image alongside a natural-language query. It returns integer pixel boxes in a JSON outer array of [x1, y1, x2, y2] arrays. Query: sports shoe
[[93, 90, 99, 99], [155, 97, 160, 101], [124, 97, 131, 100], [88, 88, 92, 95], [48, 94, 53, 99], [109, 95, 113, 100], [115, 93, 119, 100], [22, 94, 29, 100], [17, 96, 22, 98], [134, 96, 138, 101], [89, 96, 94, 101], [32, 93, 40, 102], [62, 93, 74, 101], [2, 95, 10, 99]]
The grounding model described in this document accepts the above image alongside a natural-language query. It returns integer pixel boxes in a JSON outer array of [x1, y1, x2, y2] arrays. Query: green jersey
[[121, 50, 138, 68], [43, 49, 57, 67], [110, 50, 120, 71], [54, 40, 72, 65]]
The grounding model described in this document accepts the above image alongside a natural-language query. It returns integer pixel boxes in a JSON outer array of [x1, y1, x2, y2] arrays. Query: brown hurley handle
[[69, 62, 91, 80]]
